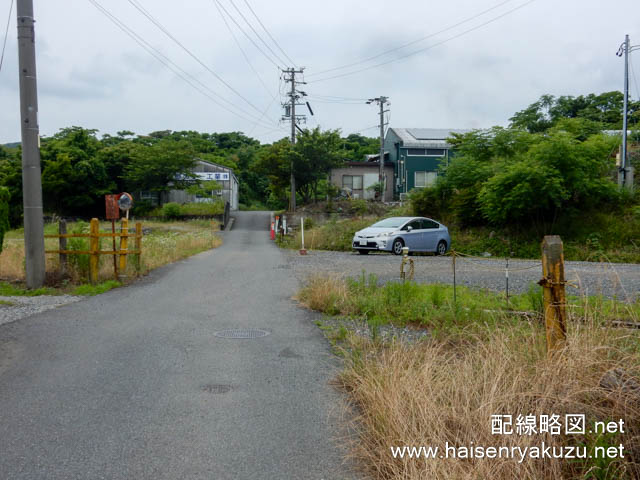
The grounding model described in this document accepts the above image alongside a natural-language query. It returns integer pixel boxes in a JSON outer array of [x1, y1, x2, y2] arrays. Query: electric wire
[[308, 0, 536, 83], [242, 0, 296, 67], [307, 0, 515, 77], [87, 0, 276, 130], [248, 90, 282, 135], [213, 0, 275, 99], [212, 0, 281, 69], [0, 0, 13, 74], [228, 0, 287, 67], [126, 0, 268, 116]]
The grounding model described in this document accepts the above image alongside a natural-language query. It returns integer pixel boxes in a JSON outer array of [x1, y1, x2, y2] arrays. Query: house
[[139, 159, 240, 210], [330, 155, 395, 201], [384, 128, 472, 197]]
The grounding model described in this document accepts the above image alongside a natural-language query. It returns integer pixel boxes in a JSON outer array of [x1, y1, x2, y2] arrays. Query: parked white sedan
[[352, 216, 451, 255]]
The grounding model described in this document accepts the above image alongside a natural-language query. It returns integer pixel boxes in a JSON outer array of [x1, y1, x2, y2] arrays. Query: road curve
[[0, 211, 353, 479]]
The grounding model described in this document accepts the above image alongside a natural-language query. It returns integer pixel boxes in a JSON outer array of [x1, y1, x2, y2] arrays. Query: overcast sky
[[1, 0, 639, 144]]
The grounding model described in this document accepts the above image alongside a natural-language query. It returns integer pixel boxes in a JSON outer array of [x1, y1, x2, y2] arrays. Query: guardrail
[[44, 218, 142, 284]]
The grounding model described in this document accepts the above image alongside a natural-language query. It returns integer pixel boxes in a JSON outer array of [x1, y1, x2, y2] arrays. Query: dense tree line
[[0, 127, 378, 226], [412, 91, 640, 230]]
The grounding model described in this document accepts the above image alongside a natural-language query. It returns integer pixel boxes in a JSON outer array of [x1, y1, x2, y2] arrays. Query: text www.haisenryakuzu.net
[[390, 442, 625, 464]]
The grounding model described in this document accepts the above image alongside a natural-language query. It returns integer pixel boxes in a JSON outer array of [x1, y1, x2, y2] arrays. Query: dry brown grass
[[337, 323, 640, 479]]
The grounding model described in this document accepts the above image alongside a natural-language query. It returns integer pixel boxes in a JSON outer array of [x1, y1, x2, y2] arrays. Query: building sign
[[194, 172, 230, 181]]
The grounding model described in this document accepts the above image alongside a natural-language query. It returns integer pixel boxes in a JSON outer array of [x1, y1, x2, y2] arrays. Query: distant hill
[[2, 142, 20, 149]]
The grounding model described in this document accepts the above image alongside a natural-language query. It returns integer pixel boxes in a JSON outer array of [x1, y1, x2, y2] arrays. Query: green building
[[384, 128, 472, 198]]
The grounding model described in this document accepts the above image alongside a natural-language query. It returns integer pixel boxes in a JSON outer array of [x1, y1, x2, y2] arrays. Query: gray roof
[[389, 128, 474, 148]]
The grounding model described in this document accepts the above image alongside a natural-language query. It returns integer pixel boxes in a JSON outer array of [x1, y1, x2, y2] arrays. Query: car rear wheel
[[436, 240, 447, 256], [357, 249, 370, 255], [392, 239, 404, 255]]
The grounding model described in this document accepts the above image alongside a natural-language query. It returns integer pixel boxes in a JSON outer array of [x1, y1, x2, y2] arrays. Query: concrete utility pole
[[367, 96, 389, 200], [617, 34, 639, 190], [282, 68, 305, 211], [16, 0, 45, 288]]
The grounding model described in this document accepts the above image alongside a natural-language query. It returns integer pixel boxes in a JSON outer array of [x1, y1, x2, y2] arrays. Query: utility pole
[[16, 0, 45, 288], [617, 34, 639, 190], [367, 96, 389, 200], [282, 68, 305, 211]]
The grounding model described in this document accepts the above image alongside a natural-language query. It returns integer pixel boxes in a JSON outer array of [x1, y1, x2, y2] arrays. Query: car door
[[401, 220, 423, 251], [420, 219, 440, 251]]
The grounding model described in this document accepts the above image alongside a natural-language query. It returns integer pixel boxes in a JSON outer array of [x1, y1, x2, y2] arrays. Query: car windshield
[[370, 218, 407, 228]]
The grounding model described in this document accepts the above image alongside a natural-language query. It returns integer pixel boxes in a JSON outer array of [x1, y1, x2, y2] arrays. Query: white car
[[352, 216, 451, 255]]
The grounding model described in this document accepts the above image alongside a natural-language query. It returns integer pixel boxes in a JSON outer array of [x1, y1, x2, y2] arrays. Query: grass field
[[0, 219, 221, 292], [300, 275, 640, 479]]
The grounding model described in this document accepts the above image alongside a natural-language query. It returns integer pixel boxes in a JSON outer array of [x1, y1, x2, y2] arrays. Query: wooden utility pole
[[539, 236, 567, 352]]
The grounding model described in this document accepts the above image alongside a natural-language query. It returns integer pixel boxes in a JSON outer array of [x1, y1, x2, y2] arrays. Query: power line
[[0, 0, 13, 74], [126, 0, 267, 116], [213, 0, 274, 99], [87, 0, 276, 129], [228, 0, 287, 67], [307, 0, 515, 78], [242, 0, 296, 67], [308, 0, 536, 83], [212, 0, 281, 69]]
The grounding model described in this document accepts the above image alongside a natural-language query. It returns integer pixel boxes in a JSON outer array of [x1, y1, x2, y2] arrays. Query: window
[[407, 148, 426, 156], [421, 219, 439, 229], [414, 171, 438, 188], [342, 175, 363, 190], [426, 149, 445, 156], [402, 220, 422, 231]]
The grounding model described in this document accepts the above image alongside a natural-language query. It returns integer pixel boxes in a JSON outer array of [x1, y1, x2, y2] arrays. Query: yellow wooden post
[[89, 218, 99, 284], [135, 222, 142, 273], [119, 218, 128, 276], [540, 235, 568, 352], [59, 219, 67, 277]]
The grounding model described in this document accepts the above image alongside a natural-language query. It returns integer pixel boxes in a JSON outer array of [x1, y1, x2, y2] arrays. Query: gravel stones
[[0, 295, 82, 327]]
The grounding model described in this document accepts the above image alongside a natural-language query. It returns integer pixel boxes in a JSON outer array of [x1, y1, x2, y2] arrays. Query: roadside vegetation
[[0, 219, 221, 294], [299, 275, 640, 479]]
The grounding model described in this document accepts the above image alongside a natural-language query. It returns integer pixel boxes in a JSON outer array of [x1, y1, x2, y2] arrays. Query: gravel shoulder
[[0, 295, 82, 327], [286, 249, 639, 301]]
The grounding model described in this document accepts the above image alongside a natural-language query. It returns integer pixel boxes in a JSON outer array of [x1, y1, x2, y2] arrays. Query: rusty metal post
[[135, 222, 142, 273], [89, 218, 99, 284], [119, 218, 128, 276], [111, 219, 118, 280], [539, 235, 567, 352], [58, 219, 67, 277]]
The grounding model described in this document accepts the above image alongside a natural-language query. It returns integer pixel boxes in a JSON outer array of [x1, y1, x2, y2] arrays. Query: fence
[[44, 218, 142, 284]]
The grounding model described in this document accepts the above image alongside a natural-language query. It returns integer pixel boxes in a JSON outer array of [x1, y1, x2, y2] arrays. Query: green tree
[[124, 139, 196, 193]]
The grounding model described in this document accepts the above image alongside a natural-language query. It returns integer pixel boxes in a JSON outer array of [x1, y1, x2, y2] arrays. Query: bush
[[0, 187, 9, 254], [162, 202, 182, 220], [131, 199, 156, 217], [409, 186, 445, 219]]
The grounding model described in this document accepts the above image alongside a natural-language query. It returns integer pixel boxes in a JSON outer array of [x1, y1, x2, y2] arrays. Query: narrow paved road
[[0, 212, 352, 479]]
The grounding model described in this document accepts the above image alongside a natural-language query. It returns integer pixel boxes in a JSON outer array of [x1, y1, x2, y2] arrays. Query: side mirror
[[407, 226, 413, 232]]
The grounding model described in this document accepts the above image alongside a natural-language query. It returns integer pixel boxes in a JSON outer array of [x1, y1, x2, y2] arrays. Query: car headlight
[[376, 232, 390, 238]]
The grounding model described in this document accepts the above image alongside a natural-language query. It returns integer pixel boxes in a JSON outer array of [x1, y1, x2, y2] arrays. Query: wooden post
[[452, 250, 457, 307], [59, 220, 67, 277], [135, 222, 142, 273], [119, 218, 128, 276], [111, 219, 118, 280], [540, 235, 567, 352], [89, 218, 99, 284]]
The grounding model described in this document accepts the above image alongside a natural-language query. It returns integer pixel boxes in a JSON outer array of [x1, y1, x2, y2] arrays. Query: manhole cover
[[202, 384, 233, 394], [214, 328, 270, 339]]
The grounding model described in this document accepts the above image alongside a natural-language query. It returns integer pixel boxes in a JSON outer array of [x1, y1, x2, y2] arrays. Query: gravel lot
[[0, 295, 82, 327], [286, 250, 640, 301]]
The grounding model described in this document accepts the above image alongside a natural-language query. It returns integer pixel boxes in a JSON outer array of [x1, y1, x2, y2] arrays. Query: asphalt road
[[0, 212, 353, 480]]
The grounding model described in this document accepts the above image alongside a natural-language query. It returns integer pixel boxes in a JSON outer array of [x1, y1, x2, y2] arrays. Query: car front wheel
[[436, 240, 447, 256], [392, 239, 404, 255]]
